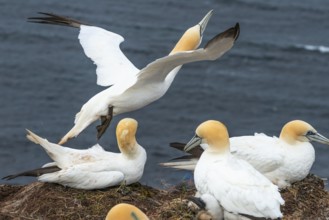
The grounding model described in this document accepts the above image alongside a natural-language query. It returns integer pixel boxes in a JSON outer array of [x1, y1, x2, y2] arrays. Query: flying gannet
[[185, 120, 284, 219], [161, 120, 329, 188], [3, 118, 147, 190], [28, 11, 239, 144]]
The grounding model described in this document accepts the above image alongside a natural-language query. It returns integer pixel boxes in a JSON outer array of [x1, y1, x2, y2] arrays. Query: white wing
[[230, 134, 285, 173], [123, 24, 239, 92], [204, 157, 283, 218], [79, 25, 139, 86], [39, 163, 125, 190]]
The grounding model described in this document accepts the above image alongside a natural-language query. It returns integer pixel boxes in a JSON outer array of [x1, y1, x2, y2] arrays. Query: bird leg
[[96, 106, 113, 140]]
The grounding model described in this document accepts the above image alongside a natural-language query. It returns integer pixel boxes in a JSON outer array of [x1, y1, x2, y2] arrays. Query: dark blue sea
[[1, 0, 329, 189]]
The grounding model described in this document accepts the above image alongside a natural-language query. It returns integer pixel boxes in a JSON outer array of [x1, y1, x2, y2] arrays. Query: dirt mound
[[0, 174, 328, 219]]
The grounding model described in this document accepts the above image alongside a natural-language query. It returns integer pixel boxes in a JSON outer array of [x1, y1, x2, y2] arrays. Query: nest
[[0, 174, 328, 219]]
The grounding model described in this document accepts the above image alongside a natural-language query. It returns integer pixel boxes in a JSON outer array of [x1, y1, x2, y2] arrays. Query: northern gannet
[[28, 11, 239, 144], [161, 120, 329, 188], [185, 120, 284, 219], [106, 203, 149, 220], [3, 118, 147, 190]]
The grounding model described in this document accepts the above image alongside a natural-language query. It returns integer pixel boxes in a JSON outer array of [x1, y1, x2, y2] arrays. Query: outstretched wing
[[79, 25, 139, 86], [128, 23, 239, 89], [28, 12, 139, 87]]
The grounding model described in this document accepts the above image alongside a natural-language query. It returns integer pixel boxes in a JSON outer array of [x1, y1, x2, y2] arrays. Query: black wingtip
[[169, 142, 186, 151], [188, 196, 206, 209], [27, 12, 85, 28], [204, 22, 240, 50], [234, 22, 240, 41], [2, 166, 61, 181], [2, 175, 14, 181]]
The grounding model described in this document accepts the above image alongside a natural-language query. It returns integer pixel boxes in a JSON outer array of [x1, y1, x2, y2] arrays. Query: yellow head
[[195, 120, 230, 153], [105, 203, 149, 220], [279, 120, 316, 144], [116, 118, 138, 156], [170, 10, 213, 54], [170, 25, 202, 54]]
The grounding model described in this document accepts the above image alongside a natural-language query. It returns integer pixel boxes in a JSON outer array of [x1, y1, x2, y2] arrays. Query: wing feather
[[124, 23, 239, 91], [39, 164, 124, 190], [230, 135, 284, 173], [79, 25, 139, 86], [28, 13, 140, 86], [204, 158, 283, 218]]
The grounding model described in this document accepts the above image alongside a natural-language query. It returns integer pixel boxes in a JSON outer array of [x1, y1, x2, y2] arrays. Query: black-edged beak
[[184, 134, 202, 152], [306, 131, 329, 145], [198, 10, 213, 35]]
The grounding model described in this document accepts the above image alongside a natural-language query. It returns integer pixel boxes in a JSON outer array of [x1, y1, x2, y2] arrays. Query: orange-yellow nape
[[106, 203, 149, 220], [170, 10, 213, 54], [279, 120, 316, 144], [196, 120, 230, 152], [116, 118, 138, 156], [170, 25, 201, 54]]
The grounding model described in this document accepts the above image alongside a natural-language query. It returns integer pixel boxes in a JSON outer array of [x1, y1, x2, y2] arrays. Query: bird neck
[[207, 139, 230, 154], [117, 131, 138, 157], [170, 25, 201, 54]]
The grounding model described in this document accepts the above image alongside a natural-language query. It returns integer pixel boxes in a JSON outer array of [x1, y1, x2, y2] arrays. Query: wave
[[295, 44, 329, 53]]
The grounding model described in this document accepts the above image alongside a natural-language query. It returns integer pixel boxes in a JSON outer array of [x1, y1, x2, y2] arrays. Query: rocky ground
[[0, 174, 328, 219]]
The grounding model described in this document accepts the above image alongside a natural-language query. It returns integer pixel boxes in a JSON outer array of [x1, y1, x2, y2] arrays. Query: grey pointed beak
[[307, 132, 329, 145], [184, 134, 202, 152], [198, 9, 213, 35]]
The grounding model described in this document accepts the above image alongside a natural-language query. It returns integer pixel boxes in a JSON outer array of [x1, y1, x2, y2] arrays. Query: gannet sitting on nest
[[161, 120, 329, 188], [3, 118, 147, 190], [184, 120, 284, 219]]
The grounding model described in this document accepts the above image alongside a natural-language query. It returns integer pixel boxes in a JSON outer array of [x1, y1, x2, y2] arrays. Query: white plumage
[[162, 120, 329, 188], [3, 118, 146, 190], [29, 11, 239, 144], [186, 120, 284, 219]]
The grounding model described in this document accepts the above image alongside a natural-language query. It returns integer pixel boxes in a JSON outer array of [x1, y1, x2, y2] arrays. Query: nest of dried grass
[[0, 174, 328, 219]]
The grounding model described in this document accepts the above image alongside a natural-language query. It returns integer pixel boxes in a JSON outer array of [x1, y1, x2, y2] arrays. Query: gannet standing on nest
[[28, 11, 239, 144], [106, 203, 149, 220], [185, 120, 284, 219], [3, 118, 147, 190], [161, 120, 329, 188]]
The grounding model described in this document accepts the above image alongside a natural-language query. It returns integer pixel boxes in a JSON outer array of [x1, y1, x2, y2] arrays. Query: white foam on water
[[297, 44, 329, 53]]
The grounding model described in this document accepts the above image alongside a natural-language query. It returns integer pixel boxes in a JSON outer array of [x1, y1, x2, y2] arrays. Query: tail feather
[[59, 109, 98, 145], [58, 111, 83, 145], [26, 129, 66, 163], [26, 129, 43, 144], [160, 158, 198, 171], [2, 166, 60, 180], [58, 126, 79, 145]]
